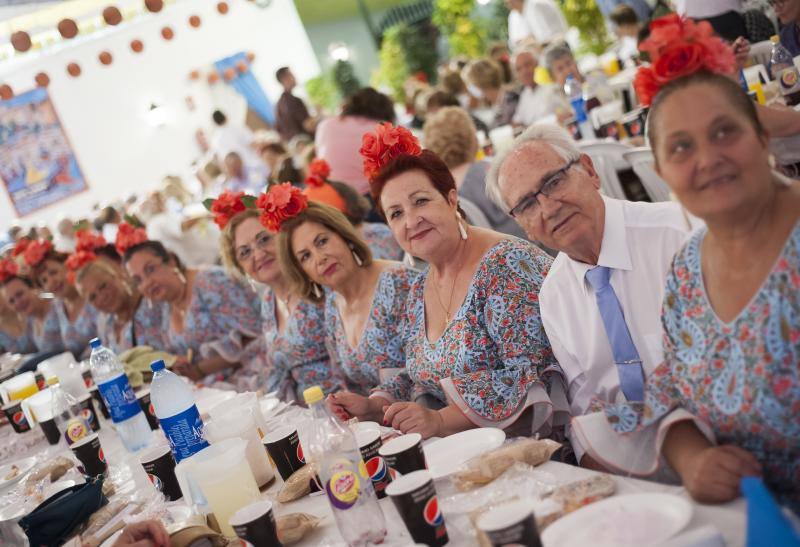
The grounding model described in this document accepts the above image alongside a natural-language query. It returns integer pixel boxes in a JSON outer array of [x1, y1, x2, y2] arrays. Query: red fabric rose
[[75, 230, 107, 253], [0, 258, 18, 283], [23, 239, 53, 267], [12, 238, 30, 257], [359, 122, 422, 182], [635, 14, 736, 106], [115, 222, 148, 255], [305, 159, 331, 188], [256, 182, 308, 233], [210, 190, 247, 228], [65, 251, 97, 284]]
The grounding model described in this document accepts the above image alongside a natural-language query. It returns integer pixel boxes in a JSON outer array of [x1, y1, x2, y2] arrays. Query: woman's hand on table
[[326, 392, 386, 422], [382, 402, 444, 439], [112, 519, 170, 547], [680, 445, 762, 504]]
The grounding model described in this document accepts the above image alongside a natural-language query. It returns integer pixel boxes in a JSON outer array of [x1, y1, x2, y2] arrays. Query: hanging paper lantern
[[98, 51, 113, 65], [58, 19, 79, 39], [207, 72, 220, 84], [188, 70, 200, 81], [236, 60, 248, 74], [11, 31, 32, 53], [0, 85, 13, 101], [188, 15, 201, 28], [223, 68, 236, 81], [145, 0, 163, 12], [67, 62, 81, 77], [246, 52, 256, 62], [161, 26, 174, 40], [35, 73, 50, 87], [217, 2, 229, 14], [103, 6, 123, 26], [130, 39, 144, 53]]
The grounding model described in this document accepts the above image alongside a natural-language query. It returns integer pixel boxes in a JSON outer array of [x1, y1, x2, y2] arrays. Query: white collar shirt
[[538, 196, 700, 460]]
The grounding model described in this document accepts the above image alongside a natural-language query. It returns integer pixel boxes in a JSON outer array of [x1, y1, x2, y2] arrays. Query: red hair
[[369, 150, 460, 217]]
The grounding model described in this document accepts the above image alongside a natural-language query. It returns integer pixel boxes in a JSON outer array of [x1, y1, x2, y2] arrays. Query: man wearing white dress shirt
[[486, 124, 698, 467], [506, 0, 568, 46]]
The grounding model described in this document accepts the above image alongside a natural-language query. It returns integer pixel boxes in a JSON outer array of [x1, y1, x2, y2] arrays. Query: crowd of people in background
[[2, 0, 800, 522]]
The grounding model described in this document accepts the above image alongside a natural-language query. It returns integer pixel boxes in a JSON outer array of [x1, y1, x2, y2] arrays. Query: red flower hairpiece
[[12, 238, 31, 258], [0, 258, 19, 283], [203, 191, 256, 229], [635, 14, 736, 106], [305, 158, 331, 188], [255, 182, 308, 233], [360, 122, 422, 182], [74, 230, 107, 253], [115, 222, 148, 255], [65, 251, 97, 284], [23, 239, 53, 267]]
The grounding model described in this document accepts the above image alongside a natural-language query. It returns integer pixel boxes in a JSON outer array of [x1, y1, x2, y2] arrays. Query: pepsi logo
[[12, 411, 26, 426], [239, 540, 255, 547], [98, 448, 106, 463], [423, 496, 443, 528], [297, 442, 305, 464], [365, 456, 388, 485], [81, 408, 95, 425], [148, 403, 155, 416], [147, 473, 163, 491]]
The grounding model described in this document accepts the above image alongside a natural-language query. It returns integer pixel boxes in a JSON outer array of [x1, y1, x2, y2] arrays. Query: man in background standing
[[209, 109, 266, 181], [274, 66, 318, 143]]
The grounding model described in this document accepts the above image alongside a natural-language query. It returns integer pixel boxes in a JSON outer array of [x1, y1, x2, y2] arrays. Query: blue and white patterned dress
[[0, 325, 36, 354], [382, 238, 568, 436], [361, 223, 404, 261], [591, 224, 800, 510], [96, 298, 166, 355], [53, 299, 100, 358], [29, 300, 65, 353], [262, 291, 344, 401], [324, 264, 418, 395]]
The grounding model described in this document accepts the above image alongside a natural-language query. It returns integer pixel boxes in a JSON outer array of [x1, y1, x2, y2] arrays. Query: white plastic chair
[[748, 40, 773, 68], [459, 197, 492, 229], [577, 140, 633, 200], [621, 147, 673, 203]]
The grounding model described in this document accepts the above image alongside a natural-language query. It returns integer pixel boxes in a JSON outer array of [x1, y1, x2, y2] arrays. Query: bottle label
[[779, 67, 800, 95], [159, 405, 209, 463], [326, 469, 360, 510], [64, 417, 90, 445], [97, 374, 141, 424]]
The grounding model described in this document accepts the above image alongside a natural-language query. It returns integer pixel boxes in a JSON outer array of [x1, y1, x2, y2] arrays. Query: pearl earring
[[349, 243, 363, 267], [174, 267, 187, 285], [404, 253, 416, 268], [312, 283, 322, 299], [456, 212, 468, 240]]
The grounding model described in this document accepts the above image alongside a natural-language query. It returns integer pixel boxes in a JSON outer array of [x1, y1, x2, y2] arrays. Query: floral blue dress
[[29, 301, 65, 353], [53, 299, 99, 358], [381, 238, 569, 436], [262, 291, 344, 401], [598, 225, 800, 510], [157, 267, 263, 375], [96, 298, 167, 355], [324, 264, 417, 395], [361, 223, 404, 261], [0, 326, 36, 354]]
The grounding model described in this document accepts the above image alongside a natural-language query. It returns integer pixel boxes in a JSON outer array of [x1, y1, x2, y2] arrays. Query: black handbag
[[19, 477, 107, 546]]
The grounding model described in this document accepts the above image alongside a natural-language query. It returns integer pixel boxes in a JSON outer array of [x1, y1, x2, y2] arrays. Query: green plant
[[305, 72, 340, 113], [332, 60, 361, 99], [558, 0, 613, 55], [433, 0, 486, 58], [372, 22, 438, 102]]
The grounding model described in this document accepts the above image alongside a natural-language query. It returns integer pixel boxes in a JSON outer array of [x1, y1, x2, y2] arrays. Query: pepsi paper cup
[[229, 499, 282, 547], [263, 426, 306, 481], [136, 389, 159, 431], [477, 499, 542, 547], [77, 394, 101, 432], [378, 433, 427, 479], [386, 470, 448, 547], [139, 444, 182, 501], [356, 428, 391, 498], [70, 433, 107, 477], [2, 400, 30, 434]]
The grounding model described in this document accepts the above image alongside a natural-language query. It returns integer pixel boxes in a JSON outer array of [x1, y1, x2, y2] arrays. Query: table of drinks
[[0, 344, 748, 547]]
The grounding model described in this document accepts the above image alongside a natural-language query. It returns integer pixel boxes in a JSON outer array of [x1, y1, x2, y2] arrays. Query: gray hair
[[511, 47, 538, 66], [486, 123, 581, 211], [541, 42, 573, 73]]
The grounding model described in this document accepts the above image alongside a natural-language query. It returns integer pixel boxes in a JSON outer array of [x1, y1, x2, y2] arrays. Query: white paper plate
[[541, 493, 693, 547], [422, 428, 505, 479], [0, 456, 36, 491]]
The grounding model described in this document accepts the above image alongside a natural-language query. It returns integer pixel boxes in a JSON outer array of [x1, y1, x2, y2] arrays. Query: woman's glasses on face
[[236, 231, 272, 263]]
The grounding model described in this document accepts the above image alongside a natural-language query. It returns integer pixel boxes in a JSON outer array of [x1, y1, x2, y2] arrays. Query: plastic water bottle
[[303, 386, 386, 547], [149, 360, 208, 463], [50, 383, 92, 447], [565, 75, 595, 140], [89, 338, 151, 452], [769, 35, 800, 106]]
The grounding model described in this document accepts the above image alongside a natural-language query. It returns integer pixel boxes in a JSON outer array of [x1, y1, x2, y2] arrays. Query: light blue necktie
[[585, 266, 645, 401]]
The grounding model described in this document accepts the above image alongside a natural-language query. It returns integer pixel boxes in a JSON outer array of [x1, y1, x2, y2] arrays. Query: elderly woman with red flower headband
[[572, 15, 800, 510], [121, 220, 263, 388], [0, 257, 37, 354], [304, 158, 403, 261], [23, 236, 101, 358], [312, 123, 568, 441], [0, 239, 65, 354], [210, 190, 345, 400], [263, 182, 417, 405], [67, 226, 166, 355]]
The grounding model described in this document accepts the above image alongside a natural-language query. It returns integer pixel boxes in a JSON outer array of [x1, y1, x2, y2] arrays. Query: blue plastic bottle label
[[97, 374, 141, 423], [159, 405, 209, 463]]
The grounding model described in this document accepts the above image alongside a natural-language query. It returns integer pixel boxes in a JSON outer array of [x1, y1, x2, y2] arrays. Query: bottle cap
[[89, 338, 101, 349], [150, 360, 166, 372], [771, 35, 779, 43], [303, 386, 324, 405]]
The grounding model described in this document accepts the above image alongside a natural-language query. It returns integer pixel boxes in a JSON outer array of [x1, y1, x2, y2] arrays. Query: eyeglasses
[[508, 158, 579, 218], [767, 0, 787, 5], [236, 230, 272, 262]]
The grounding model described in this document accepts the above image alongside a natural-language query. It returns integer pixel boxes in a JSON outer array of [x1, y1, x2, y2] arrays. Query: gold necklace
[[430, 239, 466, 325]]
